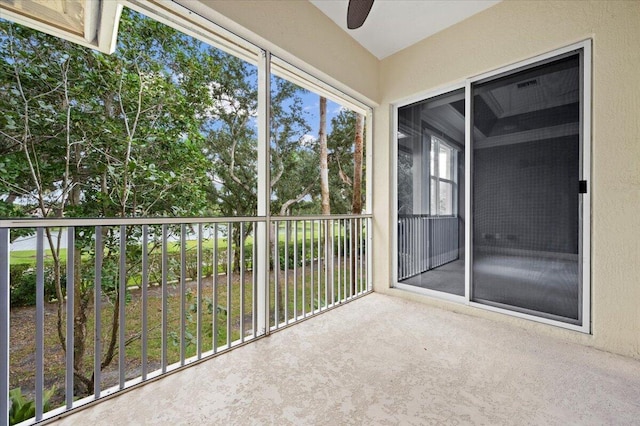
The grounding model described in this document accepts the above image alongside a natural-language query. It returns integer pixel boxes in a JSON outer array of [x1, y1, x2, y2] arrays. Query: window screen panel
[[471, 53, 582, 323]]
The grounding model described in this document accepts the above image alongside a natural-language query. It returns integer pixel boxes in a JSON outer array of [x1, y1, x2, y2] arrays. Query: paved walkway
[[52, 293, 640, 425]]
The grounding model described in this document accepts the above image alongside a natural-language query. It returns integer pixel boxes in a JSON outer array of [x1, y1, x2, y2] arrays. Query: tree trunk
[[72, 246, 87, 394], [351, 113, 364, 294], [231, 223, 252, 273], [319, 96, 330, 215], [69, 146, 89, 394], [318, 97, 334, 304], [232, 223, 241, 273], [352, 113, 364, 215]]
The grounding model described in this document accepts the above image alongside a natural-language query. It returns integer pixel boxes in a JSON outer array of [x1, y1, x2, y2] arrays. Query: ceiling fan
[[347, 0, 375, 29]]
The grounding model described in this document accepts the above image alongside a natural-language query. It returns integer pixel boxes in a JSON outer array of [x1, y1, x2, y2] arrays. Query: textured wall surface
[[171, 0, 640, 358], [179, 0, 639, 359], [183, 0, 379, 104], [375, 0, 640, 359], [474, 137, 579, 254]]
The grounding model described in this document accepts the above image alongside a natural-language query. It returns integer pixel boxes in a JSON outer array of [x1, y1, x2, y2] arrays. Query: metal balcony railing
[[0, 214, 371, 425], [398, 215, 458, 280]]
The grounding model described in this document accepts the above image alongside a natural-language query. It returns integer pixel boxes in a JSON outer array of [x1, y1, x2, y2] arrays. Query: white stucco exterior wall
[[184, 0, 380, 105], [373, 0, 640, 359], [183, 0, 639, 359]]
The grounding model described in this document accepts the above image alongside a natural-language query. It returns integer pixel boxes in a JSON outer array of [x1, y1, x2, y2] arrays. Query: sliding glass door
[[395, 42, 590, 329], [471, 52, 584, 324], [397, 89, 465, 296]]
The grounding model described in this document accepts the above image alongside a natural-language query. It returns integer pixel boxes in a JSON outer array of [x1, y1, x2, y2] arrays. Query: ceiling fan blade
[[347, 0, 374, 30]]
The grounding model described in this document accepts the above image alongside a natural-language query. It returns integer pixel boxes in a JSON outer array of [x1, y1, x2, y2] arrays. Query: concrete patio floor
[[51, 293, 640, 425]]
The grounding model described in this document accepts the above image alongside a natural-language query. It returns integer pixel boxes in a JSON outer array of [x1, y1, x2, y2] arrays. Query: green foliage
[[146, 243, 253, 284], [169, 290, 227, 348], [1, 10, 214, 222], [1, 9, 229, 394], [9, 387, 55, 425], [0, 4, 363, 404], [274, 239, 311, 270], [327, 109, 365, 214], [269, 77, 317, 216], [9, 264, 58, 307], [8, 238, 257, 308]]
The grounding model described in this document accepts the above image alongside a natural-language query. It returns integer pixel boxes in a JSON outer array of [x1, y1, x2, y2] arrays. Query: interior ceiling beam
[[475, 122, 579, 149]]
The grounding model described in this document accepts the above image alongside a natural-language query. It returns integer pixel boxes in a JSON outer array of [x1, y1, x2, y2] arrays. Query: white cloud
[[300, 134, 317, 148], [303, 101, 320, 112], [203, 81, 256, 120]]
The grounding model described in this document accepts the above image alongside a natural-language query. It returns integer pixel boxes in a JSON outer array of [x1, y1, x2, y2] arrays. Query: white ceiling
[[309, 0, 501, 60]]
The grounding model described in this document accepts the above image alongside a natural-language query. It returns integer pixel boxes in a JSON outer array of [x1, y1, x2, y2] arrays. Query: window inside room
[[430, 137, 457, 216]]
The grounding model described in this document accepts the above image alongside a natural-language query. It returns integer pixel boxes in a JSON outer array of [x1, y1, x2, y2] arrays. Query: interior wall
[[374, 0, 640, 359], [183, 0, 379, 105], [474, 137, 580, 254], [181, 0, 640, 359]]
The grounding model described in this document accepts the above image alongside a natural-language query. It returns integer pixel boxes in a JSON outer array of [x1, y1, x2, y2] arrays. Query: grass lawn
[[7, 218, 367, 416], [9, 259, 367, 410], [9, 248, 68, 266], [7, 219, 361, 266]]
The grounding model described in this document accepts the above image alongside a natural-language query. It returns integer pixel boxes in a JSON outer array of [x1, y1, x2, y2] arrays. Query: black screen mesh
[[472, 53, 582, 322]]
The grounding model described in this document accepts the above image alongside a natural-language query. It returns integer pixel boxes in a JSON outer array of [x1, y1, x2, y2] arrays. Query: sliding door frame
[[392, 83, 467, 304], [393, 40, 592, 333]]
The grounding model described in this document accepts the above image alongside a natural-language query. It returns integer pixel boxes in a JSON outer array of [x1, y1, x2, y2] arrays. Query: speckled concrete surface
[[51, 293, 640, 425]]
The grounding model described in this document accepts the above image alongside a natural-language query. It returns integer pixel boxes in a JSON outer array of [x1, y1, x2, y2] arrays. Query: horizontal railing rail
[[1, 214, 371, 425], [0, 214, 371, 229]]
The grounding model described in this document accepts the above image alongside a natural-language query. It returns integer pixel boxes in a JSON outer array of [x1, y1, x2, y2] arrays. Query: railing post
[[367, 217, 372, 291], [65, 229, 74, 409], [35, 229, 44, 420], [257, 49, 271, 336], [1, 228, 9, 426]]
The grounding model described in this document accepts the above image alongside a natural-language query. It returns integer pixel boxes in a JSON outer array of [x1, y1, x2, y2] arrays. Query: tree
[[202, 51, 259, 271], [326, 109, 366, 293], [1, 10, 215, 396], [205, 71, 316, 272], [269, 77, 318, 217], [317, 97, 335, 303], [206, 72, 318, 222], [267, 79, 319, 319], [326, 109, 365, 214]]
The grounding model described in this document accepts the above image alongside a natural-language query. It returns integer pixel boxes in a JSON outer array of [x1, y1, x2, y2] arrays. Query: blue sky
[[299, 91, 345, 140]]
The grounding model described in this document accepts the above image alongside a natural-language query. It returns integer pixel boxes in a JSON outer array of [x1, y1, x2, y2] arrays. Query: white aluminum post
[[1, 229, 9, 426], [365, 108, 373, 291], [464, 79, 472, 303], [581, 40, 592, 333], [257, 49, 271, 335]]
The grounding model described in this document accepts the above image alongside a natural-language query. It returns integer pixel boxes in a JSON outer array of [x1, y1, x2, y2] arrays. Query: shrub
[[9, 387, 55, 425], [273, 240, 311, 270], [10, 264, 58, 307]]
